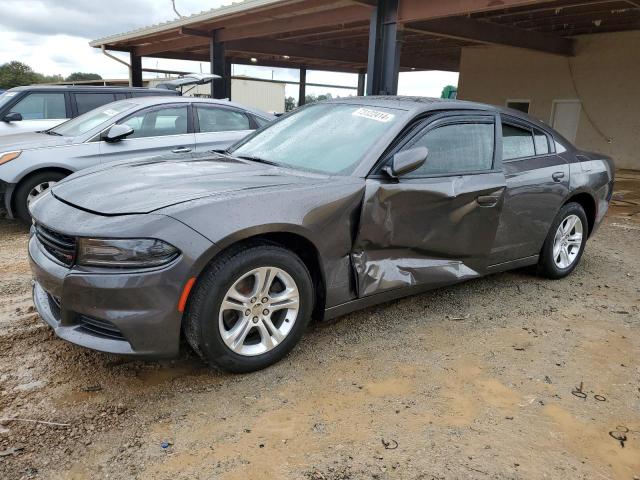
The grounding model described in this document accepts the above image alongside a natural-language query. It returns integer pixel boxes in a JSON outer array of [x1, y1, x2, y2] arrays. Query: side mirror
[[104, 124, 134, 143], [385, 146, 429, 178], [3, 112, 22, 122]]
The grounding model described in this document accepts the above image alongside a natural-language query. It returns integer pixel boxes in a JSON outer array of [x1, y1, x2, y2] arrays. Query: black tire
[[14, 171, 68, 223], [538, 202, 588, 279], [184, 242, 314, 373]]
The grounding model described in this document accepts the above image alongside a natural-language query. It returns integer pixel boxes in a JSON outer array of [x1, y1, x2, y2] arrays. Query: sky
[[0, 0, 458, 100]]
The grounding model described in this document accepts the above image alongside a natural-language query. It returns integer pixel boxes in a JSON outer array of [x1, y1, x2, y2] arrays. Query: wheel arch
[[191, 226, 327, 321], [9, 166, 74, 216], [563, 190, 596, 236]]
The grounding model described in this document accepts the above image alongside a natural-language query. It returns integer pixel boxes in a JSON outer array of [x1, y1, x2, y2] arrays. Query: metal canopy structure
[[90, 0, 640, 100]]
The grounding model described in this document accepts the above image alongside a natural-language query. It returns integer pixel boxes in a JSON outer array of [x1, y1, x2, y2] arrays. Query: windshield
[[0, 91, 18, 111], [50, 101, 136, 137], [230, 103, 405, 175]]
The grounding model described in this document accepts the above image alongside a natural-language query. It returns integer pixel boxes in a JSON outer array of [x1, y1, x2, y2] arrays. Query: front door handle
[[552, 171, 565, 182], [476, 195, 501, 207], [172, 147, 192, 153]]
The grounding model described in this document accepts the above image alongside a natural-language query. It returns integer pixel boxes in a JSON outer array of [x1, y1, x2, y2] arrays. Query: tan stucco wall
[[457, 31, 640, 170]]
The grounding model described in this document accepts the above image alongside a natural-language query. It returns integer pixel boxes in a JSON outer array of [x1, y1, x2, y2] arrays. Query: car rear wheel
[[14, 171, 68, 223], [538, 202, 588, 279], [184, 242, 313, 373]]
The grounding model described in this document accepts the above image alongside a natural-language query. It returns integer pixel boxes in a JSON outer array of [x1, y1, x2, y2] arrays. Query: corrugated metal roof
[[89, 0, 287, 47]]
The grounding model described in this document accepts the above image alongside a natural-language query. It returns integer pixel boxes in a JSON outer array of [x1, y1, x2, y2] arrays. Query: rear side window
[[10, 92, 66, 119], [534, 129, 550, 155], [196, 105, 251, 132], [404, 121, 495, 176], [502, 123, 535, 160], [75, 93, 116, 115]]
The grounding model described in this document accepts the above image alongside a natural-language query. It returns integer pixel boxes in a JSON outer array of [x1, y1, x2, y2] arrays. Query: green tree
[[440, 85, 457, 99], [65, 72, 102, 82], [284, 96, 297, 112], [0, 61, 40, 89]]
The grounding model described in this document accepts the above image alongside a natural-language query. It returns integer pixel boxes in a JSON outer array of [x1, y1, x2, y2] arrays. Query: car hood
[[51, 153, 334, 215], [0, 131, 74, 151]]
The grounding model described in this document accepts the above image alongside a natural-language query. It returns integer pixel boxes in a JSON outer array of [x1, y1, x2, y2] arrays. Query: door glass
[[502, 123, 535, 160], [120, 105, 189, 138], [405, 122, 494, 176], [11, 92, 66, 119], [196, 106, 251, 132], [75, 93, 116, 115], [534, 129, 550, 155]]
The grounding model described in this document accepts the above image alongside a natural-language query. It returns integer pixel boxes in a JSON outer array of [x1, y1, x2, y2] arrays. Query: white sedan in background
[[0, 96, 274, 221]]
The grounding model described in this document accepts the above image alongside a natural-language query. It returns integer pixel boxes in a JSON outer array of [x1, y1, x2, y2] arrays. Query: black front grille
[[76, 315, 126, 341], [35, 224, 76, 266]]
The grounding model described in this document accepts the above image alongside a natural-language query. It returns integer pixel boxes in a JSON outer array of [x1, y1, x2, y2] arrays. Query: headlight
[[77, 238, 179, 268], [0, 150, 21, 165]]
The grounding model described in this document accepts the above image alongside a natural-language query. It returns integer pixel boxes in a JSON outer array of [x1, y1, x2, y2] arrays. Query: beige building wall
[[457, 31, 640, 170]]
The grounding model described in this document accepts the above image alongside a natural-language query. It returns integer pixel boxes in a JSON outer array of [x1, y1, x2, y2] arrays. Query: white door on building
[[551, 100, 581, 143]]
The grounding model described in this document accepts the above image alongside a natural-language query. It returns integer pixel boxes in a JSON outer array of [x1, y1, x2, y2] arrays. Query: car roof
[[8, 85, 173, 93], [95, 96, 275, 119], [326, 95, 554, 134]]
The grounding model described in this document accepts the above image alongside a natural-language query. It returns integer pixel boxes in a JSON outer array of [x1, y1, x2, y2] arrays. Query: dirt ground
[[0, 172, 639, 480]]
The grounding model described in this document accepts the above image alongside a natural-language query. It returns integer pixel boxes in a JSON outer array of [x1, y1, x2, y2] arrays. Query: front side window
[[75, 93, 116, 115], [11, 92, 66, 120], [50, 101, 135, 137], [502, 123, 535, 160], [231, 103, 406, 175], [402, 121, 495, 176], [120, 105, 189, 139], [196, 105, 250, 133]]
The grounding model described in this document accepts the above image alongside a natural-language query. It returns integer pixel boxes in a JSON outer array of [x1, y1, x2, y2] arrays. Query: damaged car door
[[352, 113, 506, 297]]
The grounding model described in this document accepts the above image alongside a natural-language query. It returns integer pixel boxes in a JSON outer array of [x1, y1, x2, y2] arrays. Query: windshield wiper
[[235, 155, 279, 167], [42, 130, 62, 136]]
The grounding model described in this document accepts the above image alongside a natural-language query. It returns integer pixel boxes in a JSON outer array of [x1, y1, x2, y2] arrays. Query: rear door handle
[[172, 147, 192, 153], [552, 171, 565, 182], [476, 195, 501, 207]]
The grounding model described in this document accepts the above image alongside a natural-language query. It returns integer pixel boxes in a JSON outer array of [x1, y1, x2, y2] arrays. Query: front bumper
[[27, 194, 218, 358], [29, 235, 188, 357]]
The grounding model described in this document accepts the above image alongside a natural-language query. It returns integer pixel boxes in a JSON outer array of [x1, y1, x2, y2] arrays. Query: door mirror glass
[[3, 112, 22, 122], [387, 147, 429, 177], [104, 124, 134, 143]]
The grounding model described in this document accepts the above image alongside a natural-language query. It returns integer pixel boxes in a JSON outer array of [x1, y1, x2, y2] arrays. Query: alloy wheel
[[218, 266, 300, 356], [552, 214, 583, 269], [27, 181, 57, 206]]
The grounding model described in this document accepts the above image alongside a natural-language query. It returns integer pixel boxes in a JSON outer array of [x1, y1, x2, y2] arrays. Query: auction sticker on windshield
[[352, 107, 395, 123]]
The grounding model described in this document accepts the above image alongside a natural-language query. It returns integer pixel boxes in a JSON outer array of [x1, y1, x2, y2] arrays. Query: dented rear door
[[352, 113, 506, 298]]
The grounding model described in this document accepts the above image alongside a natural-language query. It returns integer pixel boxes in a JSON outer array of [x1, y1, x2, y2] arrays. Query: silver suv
[[0, 85, 178, 136]]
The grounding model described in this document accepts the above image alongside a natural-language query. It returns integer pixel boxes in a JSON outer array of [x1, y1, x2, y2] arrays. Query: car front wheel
[[14, 171, 68, 223], [538, 202, 588, 279], [184, 242, 314, 373]]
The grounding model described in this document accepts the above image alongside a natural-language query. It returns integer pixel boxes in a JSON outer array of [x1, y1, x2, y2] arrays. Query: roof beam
[[226, 38, 367, 64], [136, 36, 209, 56], [409, 16, 575, 56], [397, 0, 548, 23], [216, 5, 371, 42]]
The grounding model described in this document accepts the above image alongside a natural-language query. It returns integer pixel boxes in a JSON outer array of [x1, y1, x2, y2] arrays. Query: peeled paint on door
[[351, 174, 505, 298]]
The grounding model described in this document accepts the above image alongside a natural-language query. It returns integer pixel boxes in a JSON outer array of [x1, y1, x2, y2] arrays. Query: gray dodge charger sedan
[[28, 97, 614, 372]]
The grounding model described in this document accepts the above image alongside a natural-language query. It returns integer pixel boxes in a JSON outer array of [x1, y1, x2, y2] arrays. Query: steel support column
[[210, 31, 230, 99], [366, 0, 401, 96], [357, 71, 366, 96], [298, 67, 307, 107], [129, 52, 143, 87]]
